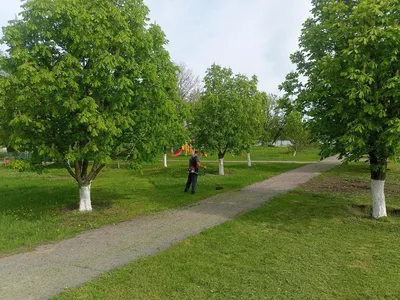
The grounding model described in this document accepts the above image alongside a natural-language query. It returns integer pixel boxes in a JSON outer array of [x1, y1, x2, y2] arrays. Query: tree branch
[[75, 160, 83, 185], [87, 163, 106, 182], [81, 159, 89, 180], [66, 162, 78, 181]]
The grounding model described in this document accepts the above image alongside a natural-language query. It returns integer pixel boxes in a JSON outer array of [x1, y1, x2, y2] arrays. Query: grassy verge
[[164, 146, 320, 162], [0, 161, 301, 255], [55, 162, 400, 300]]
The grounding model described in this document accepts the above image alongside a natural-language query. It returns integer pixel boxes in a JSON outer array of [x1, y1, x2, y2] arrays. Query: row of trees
[[2, 0, 396, 222], [0, 0, 309, 212]]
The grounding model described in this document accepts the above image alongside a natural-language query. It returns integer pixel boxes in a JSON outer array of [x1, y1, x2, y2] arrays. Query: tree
[[177, 62, 201, 102], [260, 93, 287, 145], [0, 0, 184, 211], [284, 111, 310, 156], [281, 0, 400, 218], [191, 64, 263, 175]]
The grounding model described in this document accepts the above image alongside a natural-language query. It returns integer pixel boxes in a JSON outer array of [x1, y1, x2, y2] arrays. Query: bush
[[7, 159, 44, 173]]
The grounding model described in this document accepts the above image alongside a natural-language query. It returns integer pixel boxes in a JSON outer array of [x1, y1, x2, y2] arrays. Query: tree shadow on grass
[[0, 185, 123, 220]]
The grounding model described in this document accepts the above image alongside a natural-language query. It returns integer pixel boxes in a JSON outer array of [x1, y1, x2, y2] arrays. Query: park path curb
[[0, 157, 340, 300]]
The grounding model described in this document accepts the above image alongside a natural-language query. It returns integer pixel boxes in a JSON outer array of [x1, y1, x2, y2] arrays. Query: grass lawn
[[0, 160, 301, 255], [55, 162, 400, 300], [164, 146, 320, 162]]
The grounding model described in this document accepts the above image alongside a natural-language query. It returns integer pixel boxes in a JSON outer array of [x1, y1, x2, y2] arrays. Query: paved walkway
[[0, 157, 340, 300]]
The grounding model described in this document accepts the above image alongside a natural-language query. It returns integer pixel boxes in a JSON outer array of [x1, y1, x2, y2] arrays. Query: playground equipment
[[171, 144, 207, 157], [171, 148, 183, 157], [172, 144, 193, 157]]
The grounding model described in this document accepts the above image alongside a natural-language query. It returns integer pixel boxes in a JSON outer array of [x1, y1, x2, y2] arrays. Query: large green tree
[[281, 0, 400, 218], [191, 64, 263, 175], [0, 0, 184, 211]]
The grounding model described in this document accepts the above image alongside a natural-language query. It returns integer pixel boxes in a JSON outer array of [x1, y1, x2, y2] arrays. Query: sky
[[0, 0, 312, 95]]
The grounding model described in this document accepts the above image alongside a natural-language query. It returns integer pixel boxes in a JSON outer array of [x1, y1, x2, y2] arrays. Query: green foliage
[[281, 0, 400, 170], [0, 0, 185, 190], [284, 111, 311, 154], [6, 158, 46, 174], [6, 159, 33, 172], [259, 93, 287, 145], [191, 64, 264, 158]]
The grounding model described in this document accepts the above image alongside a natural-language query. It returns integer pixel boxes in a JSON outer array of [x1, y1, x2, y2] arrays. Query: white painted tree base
[[219, 158, 224, 175], [293, 150, 297, 157], [247, 153, 252, 167], [79, 185, 92, 212], [163, 153, 167, 168], [371, 179, 387, 219]]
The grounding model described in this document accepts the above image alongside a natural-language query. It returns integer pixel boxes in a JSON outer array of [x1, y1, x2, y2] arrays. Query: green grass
[[0, 160, 300, 255], [165, 146, 320, 162], [55, 162, 400, 300]]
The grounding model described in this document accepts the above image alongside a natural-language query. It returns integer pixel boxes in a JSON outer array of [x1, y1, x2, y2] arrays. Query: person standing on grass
[[184, 150, 206, 194]]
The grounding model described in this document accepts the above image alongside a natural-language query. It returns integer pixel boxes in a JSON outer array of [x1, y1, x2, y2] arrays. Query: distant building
[[273, 140, 292, 147]]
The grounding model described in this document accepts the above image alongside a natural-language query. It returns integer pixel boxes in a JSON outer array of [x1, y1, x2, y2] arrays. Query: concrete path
[[0, 157, 340, 300]]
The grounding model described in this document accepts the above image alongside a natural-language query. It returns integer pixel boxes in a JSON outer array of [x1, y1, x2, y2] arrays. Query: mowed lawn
[[0, 159, 301, 255], [164, 146, 320, 162], [55, 163, 400, 300]]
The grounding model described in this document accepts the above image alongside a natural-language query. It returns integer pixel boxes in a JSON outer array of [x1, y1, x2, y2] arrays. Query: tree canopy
[[0, 0, 185, 211], [281, 0, 400, 218], [259, 93, 287, 145], [284, 111, 310, 156], [177, 62, 201, 103], [191, 64, 263, 175]]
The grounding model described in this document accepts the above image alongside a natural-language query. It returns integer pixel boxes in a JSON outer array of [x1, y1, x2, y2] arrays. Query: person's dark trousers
[[184, 173, 198, 193]]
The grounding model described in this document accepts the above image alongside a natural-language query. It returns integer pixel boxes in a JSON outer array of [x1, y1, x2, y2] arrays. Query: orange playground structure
[[171, 144, 207, 157]]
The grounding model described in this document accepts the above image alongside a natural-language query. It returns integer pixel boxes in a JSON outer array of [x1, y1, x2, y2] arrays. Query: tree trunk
[[293, 150, 297, 157], [163, 153, 167, 168], [79, 184, 92, 212], [370, 154, 387, 219], [247, 152, 252, 167], [218, 151, 226, 175], [371, 180, 386, 219], [218, 158, 224, 175], [66, 160, 105, 212]]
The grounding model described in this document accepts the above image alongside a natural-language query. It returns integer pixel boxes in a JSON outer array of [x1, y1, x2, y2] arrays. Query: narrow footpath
[[0, 157, 340, 300]]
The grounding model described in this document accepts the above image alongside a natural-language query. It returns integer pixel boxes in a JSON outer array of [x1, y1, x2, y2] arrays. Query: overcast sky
[[0, 0, 312, 94]]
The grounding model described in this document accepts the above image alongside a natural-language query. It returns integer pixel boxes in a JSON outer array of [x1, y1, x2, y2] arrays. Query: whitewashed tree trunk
[[163, 153, 167, 168], [371, 179, 387, 219], [219, 158, 225, 175], [293, 150, 297, 157], [79, 184, 92, 212], [247, 152, 252, 167]]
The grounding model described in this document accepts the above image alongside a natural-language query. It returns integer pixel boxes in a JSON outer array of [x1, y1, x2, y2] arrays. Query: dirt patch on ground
[[303, 176, 400, 196]]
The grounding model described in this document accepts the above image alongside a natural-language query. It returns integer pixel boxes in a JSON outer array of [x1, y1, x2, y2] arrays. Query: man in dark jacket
[[184, 150, 206, 194]]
